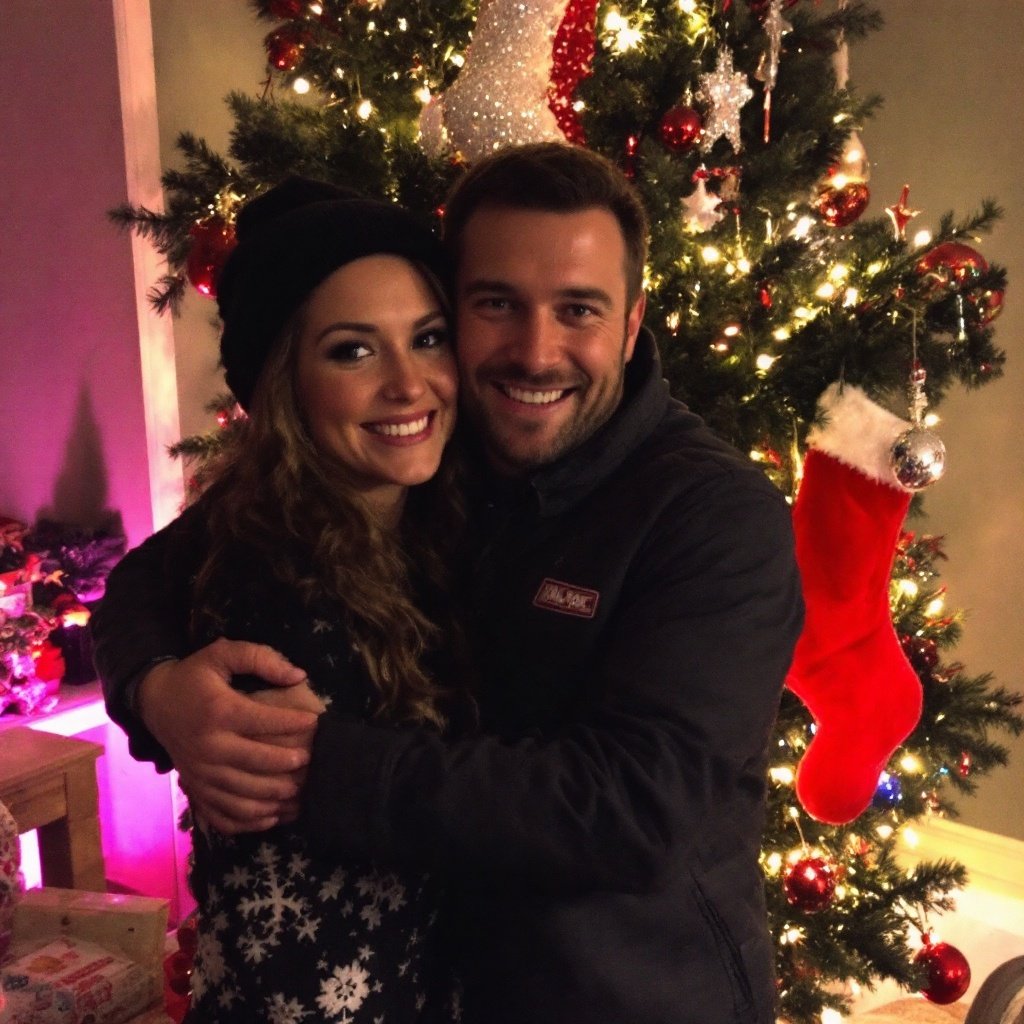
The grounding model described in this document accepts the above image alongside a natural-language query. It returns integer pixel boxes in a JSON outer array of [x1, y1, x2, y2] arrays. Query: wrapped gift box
[[10, 889, 168, 977], [1, 936, 155, 1024], [2, 889, 170, 1021]]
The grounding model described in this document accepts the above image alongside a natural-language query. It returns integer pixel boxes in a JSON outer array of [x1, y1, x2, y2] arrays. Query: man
[[94, 143, 803, 1023]]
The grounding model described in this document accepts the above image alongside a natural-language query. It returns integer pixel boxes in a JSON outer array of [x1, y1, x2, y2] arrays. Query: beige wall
[[855, 5, 1024, 841]]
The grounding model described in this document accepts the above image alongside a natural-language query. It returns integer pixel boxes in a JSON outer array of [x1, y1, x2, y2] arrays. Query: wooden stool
[[0, 727, 105, 891]]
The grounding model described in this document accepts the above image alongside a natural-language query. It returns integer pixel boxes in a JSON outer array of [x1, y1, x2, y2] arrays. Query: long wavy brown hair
[[190, 269, 465, 729]]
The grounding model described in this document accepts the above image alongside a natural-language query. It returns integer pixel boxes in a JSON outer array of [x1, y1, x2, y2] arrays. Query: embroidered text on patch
[[533, 578, 600, 619]]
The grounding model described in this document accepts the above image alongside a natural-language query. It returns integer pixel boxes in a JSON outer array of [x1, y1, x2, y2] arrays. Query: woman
[[163, 177, 465, 1022]]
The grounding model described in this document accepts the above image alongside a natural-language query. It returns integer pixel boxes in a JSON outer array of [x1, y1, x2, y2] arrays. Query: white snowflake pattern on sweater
[[188, 825, 451, 1022], [317, 959, 372, 1018], [266, 991, 310, 1024]]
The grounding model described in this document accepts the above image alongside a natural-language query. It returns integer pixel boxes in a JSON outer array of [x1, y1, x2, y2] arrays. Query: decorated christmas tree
[[113, 1, 1021, 1019]]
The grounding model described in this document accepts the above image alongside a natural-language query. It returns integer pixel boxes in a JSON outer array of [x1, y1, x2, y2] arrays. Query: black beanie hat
[[216, 176, 451, 411]]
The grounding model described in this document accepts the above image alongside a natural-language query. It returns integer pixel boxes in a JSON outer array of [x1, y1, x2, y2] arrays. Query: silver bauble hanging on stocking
[[890, 426, 946, 491]]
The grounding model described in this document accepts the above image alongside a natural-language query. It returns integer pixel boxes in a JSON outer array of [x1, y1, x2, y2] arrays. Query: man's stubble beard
[[468, 332, 632, 476]]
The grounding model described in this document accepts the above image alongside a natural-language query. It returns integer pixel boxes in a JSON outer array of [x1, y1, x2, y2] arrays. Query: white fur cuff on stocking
[[806, 382, 915, 491]]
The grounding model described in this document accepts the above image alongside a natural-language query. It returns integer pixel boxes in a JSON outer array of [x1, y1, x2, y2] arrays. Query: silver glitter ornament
[[439, 0, 569, 162], [696, 47, 754, 154], [890, 426, 946, 491], [755, 0, 791, 142], [759, 0, 791, 93]]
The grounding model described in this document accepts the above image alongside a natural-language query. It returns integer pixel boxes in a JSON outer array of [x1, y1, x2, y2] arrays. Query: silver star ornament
[[682, 177, 725, 233], [696, 47, 754, 154]]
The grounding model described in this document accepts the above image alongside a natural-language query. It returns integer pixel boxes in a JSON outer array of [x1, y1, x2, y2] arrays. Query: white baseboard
[[900, 818, 1024, 952], [902, 817, 1024, 905]]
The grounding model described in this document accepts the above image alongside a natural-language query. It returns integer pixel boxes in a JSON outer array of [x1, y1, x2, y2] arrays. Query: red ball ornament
[[176, 917, 199, 959], [164, 949, 193, 996], [782, 855, 837, 913], [186, 216, 237, 299], [265, 26, 307, 71], [916, 242, 988, 291], [814, 182, 870, 228], [624, 133, 640, 179], [900, 634, 939, 676], [659, 105, 703, 153], [267, 0, 305, 17], [915, 938, 971, 1004], [968, 287, 1004, 324], [747, 0, 800, 16]]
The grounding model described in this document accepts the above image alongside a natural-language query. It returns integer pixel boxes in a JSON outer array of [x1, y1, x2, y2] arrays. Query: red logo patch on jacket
[[532, 578, 600, 619]]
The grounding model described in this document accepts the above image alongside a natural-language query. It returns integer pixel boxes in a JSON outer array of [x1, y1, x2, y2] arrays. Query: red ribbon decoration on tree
[[548, 0, 600, 144]]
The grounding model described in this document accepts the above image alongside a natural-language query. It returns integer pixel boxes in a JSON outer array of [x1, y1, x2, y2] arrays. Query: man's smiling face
[[455, 205, 646, 475]]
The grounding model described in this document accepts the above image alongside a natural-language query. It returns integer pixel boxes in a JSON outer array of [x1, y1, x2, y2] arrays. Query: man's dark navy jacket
[[95, 331, 803, 1023]]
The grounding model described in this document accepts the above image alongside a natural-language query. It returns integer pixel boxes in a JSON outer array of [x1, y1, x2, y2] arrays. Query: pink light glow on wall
[[1, 1, 183, 552]]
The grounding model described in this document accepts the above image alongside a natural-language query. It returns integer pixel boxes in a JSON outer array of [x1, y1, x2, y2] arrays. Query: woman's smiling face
[[295, 254, 457, 515]]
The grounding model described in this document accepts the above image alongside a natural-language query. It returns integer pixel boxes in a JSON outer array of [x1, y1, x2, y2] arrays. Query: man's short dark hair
[[443, 143, 649, 304]]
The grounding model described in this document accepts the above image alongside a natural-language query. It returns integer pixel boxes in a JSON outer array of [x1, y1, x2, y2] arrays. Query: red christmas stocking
[[786, 383, 924, 824]]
